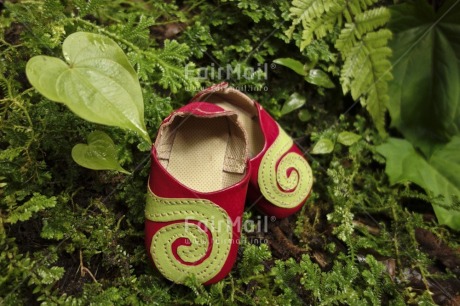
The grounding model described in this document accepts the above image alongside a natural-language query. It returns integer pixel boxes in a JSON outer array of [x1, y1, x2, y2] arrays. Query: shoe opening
[[191, 87, 265, 158], [155, 113, 247, 193]]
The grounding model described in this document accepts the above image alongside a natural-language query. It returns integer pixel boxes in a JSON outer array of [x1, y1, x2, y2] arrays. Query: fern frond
[[347, 0, 364, 16], [148, 40, 200, 93], [117, 15, 155, 45], [336, 7, 390, 54], [335, 23, 358, 55], [360, 0, 376, 8], [362, 28, 392, 49], [287, 0, 392, 135], [299, 21, 325, 50], [287, 0, 347, 48], [43, 0, 65, 18], [340, 29, 392, 134], [355, 7, 389, 34], [75, 0, 105, 17], [289, 0, 328, 27], [7, 193, 57, 224]]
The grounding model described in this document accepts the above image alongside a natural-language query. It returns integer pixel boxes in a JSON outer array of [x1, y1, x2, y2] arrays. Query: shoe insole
[[167, 116, 233, 193], [213, 101, 264, 158]]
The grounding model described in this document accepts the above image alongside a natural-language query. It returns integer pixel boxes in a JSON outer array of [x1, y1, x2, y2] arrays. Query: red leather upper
[[247, 104, 310, 218]]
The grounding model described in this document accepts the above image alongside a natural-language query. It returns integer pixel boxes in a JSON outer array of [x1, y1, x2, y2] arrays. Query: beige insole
[[213, 101, 264, 158], [167, 116, 234, 193]]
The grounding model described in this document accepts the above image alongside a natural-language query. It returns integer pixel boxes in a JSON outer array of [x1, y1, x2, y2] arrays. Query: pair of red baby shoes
[[145, 83, 313, 285]]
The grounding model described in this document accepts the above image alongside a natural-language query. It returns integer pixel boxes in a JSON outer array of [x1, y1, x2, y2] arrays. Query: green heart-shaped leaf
[[26, 32, 151, 144], [71, 131, 129, 174]]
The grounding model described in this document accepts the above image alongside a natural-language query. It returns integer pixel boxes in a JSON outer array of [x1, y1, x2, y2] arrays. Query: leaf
[[311, 138, 334, 154], [340, 29, 393, 136], [7, 193, 57, 224], [388, 0, 460, 154], [298, 109, 312, 122], [376, 137, 460, 230], [37, 266, 65, 285], [150, 40, 199, 93], [71, 131, 129, 174], [305, 69, 335, 88], [287, 1, 393, 136], [26, 32, 151, 144], [273, 58, 307, 76], [337, 131, 362, 146], [287, 0, 345, 49], [281, 92, 307, 116]]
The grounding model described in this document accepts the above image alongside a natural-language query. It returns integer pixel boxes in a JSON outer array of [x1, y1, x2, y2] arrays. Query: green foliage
[[287, 0, 392, 135], [387, 0, 460, 154], [337, 131, 362, 146], [273, 58, 306, 76], [6, 193, 57, 224], [299, 254, 395, 305], [149, 40, 199, 93], [237, 240, 272, 282], [270, 258, 304, 305], [26, 32, 151, 144], [280, 92, 306, 116], [112, 14, 156, 46], [0, 236, 35, 302], [377, 0, 460, 230], [304, 69, 335, 88], [377, 137, 460, 230], [311, 137, 335, 154], [310, 130, 361, 154], [307, 118, 451, 305], [273, 57, 335, 88], [71, 131, 129, 174]]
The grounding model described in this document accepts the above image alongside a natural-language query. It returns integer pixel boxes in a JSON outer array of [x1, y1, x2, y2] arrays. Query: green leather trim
[[146, 188, 232, 284], [258, 125, 313, 208]]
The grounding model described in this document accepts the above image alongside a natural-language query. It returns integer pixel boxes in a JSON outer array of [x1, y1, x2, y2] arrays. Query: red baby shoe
[[145, 102, 250, 285], [191, 83, 313, 218]]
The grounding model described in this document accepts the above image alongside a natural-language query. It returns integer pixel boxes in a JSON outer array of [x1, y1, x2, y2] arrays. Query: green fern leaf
[[116, 14, 155, 45], [336, 7, 390, 54], [75, 0, 105, 17], [288, 0, 347, 47], [341, 29, 392, 134], [7, 193, 57, 224], [347, 0, 363, 16], [288, 0, 392, 135], [43, 0, 65, 18], [336, 23, 358, 55], [355, 7, 389, 34], [149, 40, 200, 93]]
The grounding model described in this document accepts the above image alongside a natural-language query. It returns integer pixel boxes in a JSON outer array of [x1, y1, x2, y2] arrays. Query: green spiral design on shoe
[[258, 125, 313, 208], [146, 189, 232, 284]]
